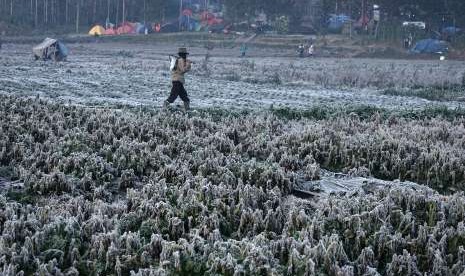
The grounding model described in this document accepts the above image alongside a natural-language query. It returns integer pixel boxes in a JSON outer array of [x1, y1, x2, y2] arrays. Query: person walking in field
[[164, 47, 192, 111], [298, 44, 305, 58], [308, 44, 314, 57], [240, 43, 248, 57]]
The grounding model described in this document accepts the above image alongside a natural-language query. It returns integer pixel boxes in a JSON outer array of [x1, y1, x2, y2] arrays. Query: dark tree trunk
[[106, 0, 110, 26], [116, 0, 119, 26], [76, 0, 80, 33], [66, 0, 69, 24], [35, 0, 38, 26], [92, 0, 96, 23], [122, 0, 125, 24]]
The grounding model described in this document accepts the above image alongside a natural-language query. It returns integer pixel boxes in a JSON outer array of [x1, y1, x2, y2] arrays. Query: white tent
[[33, 38, 68, 61]]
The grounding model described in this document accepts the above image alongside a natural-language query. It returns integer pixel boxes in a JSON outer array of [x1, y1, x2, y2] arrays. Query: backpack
[[169, 55, 178, 71]]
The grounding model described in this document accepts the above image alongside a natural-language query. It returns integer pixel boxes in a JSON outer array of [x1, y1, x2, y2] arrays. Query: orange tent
[[104, 28, 117, 35], [117, 23, 135, 35]]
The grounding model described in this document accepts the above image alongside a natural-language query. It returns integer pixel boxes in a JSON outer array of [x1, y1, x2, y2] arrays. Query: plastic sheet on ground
[[410, 39, 448, 54], [294, 170, 423, 198]]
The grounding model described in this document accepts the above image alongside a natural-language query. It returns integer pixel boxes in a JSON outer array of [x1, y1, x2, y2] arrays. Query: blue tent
[[411, 39, 448, 54], [180, 15, 199, 31], [328, 14, 351, 33], [134, 23, 152, 34], [442, 27, 461, 36], [57, 42, 69, 59], [160, 23, 178, 33], [134, 22, 145, 34]]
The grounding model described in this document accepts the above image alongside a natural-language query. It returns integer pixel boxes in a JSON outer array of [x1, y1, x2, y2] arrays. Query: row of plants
[[0, 95, 464, 274]]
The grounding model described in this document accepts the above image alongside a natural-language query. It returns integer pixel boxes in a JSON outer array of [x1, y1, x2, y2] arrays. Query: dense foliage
[[1, 95, 465, 275]]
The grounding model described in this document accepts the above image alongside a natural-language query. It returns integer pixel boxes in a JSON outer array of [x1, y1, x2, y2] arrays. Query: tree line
[[0, 0, 463, 33], [0, 0, 179, 32]]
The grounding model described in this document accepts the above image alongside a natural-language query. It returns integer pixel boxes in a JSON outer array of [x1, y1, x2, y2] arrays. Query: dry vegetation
[[1, 95, 465, 275], [382, 85, 465, 102], [203, 58, 465, 89]]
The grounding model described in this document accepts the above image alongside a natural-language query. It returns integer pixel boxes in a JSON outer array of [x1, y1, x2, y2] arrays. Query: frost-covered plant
[[190, 56, 465, 89], [1, 95, 465, 275]]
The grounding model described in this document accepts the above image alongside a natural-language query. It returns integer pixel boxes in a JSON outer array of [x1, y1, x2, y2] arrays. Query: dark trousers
[[167, 81, 190, 103]]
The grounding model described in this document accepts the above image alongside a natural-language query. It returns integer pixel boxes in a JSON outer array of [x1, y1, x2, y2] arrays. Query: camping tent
[[328, 14, 351, 33], [180, 15, 199, 31], [442, 26, 461, 36], [104, 28, 117, 35], [134, 22, 144, 34], [117, 22, 135, 35], [33, 38, 69, 61], [442, 26, 461, 40], [411, 39, 448, 54], [160, 23, 178, 33], [134, 22, 151, 34], [209, 24, 227, 33], [89, 25, 105, 36]]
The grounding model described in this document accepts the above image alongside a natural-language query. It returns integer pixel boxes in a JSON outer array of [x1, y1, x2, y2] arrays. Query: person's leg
[[166, 82, 180, 105], [178, 83, 190, 110]]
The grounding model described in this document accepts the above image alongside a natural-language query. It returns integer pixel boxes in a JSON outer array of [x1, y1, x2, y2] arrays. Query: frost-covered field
[[1, 42, 465, 275], [1, 42, 465, 109]]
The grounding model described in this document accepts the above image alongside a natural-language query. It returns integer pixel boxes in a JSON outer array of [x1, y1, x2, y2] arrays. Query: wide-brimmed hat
[[178, 47, 189, 55]]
